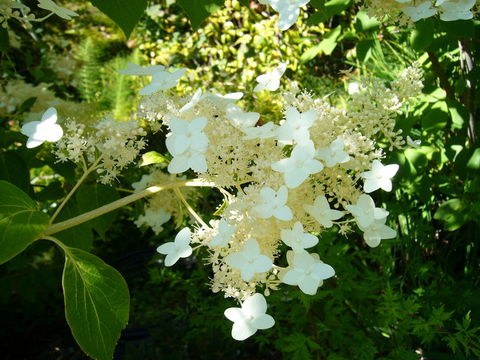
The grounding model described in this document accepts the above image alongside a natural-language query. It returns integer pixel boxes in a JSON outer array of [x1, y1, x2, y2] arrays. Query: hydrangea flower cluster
[[54, 115, 146, 183], [360, 0, 478, 24], [128, 61, 424, 340]]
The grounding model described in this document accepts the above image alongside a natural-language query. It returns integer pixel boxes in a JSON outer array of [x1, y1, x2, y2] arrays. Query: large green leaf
[[76, 184, 119, 240], [0, 181, 49, 265], [177, 0, 224, 29], [63, 247, 130, 360], [0, 151, 31, 195], [433, 198, 469, 231], [90, 0, 148, 38]]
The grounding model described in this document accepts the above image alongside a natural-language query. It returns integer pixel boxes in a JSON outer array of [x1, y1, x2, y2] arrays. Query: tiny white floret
[[280, 222, 318, 252], [276, 107, 317, 144], [360, 160, 399, 193], [225, 238, 273, 281], [304, 195, 343, 228], [253, 62, 287, 92], [283, 250, 335, 295], [254, 186, 293, 221], [209, 219, 236, 248], [346, 194, 389, 228], [402, 1, 437, 22], [224, 293, 275, 341], [21, 107, 63, 148], [358, 218, 397, 248], [156, 227, 193, 266], [316, 137, 350, 167]]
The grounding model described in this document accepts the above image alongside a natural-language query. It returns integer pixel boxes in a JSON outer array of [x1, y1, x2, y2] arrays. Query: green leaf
[[0, 26, 8, 52], [76, 184, 119, 239], [356, 38, 384, 63], [421, 102, 448, 131], [177, 0, 224, 29], [140, 151, 168, 167], [63, 247, 130, 360], [355, 11, 380, 33], [307, 0, 351, 24], [410, 18, 434, 51], [0, 151, 31, 196], [90, 0, 148, 38], [446, 99, 468, 130], [434, 198, 469, 231], [466, 148, 480, 172], [0, 180, 49, 265], [301, 25, 342, 62]]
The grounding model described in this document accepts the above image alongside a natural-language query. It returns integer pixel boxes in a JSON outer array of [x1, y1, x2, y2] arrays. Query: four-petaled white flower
[[139, 68, 186, 95], [156, 227, 193, 266], [118, 62, 165, 76], [226, 103, 260, 131], [243, 122, 277, 140], [166, 117, 209, 174], [304, 195, 343, 228], [253, 62, 287, 92], [254, 186, 293, 221], [437, 0, 475, 21], [316, 137, 350, 167], [358, 218, 396, 248], [280, 222, 318, 252], [402, 1, 437, 22], [179, 89, 202, 114], [210, 219, 236, 248], [345, 194, 389, 228], [224, 293, 275, 341], [37, 0, 78, 20], [261, 0, 310, 31], [225, 238, 273, 281], [271, 140, 323, 188], [283, 250, 335, 295], [360, 160, 399, 193], [21, 107, 63, 148], [276, 107, 317, 144]]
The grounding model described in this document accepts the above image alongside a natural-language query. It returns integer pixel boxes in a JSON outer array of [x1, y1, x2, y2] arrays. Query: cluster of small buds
[[359, 0, 478, 24], [54, 116, 147, 184], [126, 60, 423, 340]]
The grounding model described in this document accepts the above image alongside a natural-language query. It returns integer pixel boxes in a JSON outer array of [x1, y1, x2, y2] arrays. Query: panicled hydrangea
[[133, 62, 423, 340]]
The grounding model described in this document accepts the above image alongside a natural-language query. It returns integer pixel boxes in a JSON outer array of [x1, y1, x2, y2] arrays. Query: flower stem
[[44, 179, 214, 236], [174, 187, 209, 228], [49, 158, 102, 225]]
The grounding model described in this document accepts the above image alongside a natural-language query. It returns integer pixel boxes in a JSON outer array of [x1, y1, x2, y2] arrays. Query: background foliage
[[0, 0, 479, 359]]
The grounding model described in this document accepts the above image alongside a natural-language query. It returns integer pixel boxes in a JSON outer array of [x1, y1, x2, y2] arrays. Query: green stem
[[43, 179, 215, 236], [174, 187, 209, 228], [49, 158, 102, 225]]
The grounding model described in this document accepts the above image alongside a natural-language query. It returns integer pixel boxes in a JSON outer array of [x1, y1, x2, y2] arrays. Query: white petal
[[243, 293, 267, 317], [231, 321, 256, 341], [298, 277, 320, 295], [273, 206, 293, 221], [168, 156, 189, 174], [156, 242, 175, 255], [42, 123, 63, 142], [224, 307, 244, 323], [251, 314, 275, 330]]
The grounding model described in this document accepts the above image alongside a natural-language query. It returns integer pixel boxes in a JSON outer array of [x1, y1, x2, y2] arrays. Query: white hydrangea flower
[[21, 107, 63, 148], [134, 207, 171, 235], [406, 136, 421, 148], [224, 293, 275, 341], [437, 0, 475, 21], [254, 186, 293, 221], [358, 218, 396, 248], [166, 117, 209, 174], [179, 89, 202, 114], [253, 62, 287, 92], [360, 160, 399, 193], [118, 62, 165, 76], [37, 0, 78, 20], [139, 68, 186, 95], [209, 219, 236, 248], [261, 0, 310, 31], [242, 122, 277, 140], [226, 103, 260, 131], [166, 117, 208, 155], [280, 221, 318, 252], [282, 250, 335, 295], [315, 137, 350, 167], [402, 1, 437, 22], [276, 107, 317, 144], [225, 238, 273, 281], [304, 195, 343, 228], [271, 140, 324, 188], [347, 82, 361, 94], [345, 194, 389, 228], [157, 227, 193, 266]]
